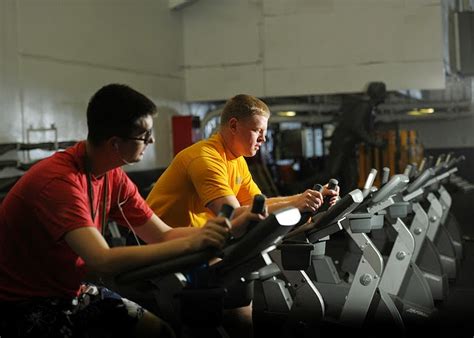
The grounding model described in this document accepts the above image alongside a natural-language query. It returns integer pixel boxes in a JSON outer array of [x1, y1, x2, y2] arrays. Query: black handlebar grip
[[326, 179, 339, 204], [218, 204, 235, 219], [251, 194, 266, 215], [294, 184, 322, 226], [246, 194, 266, 231], [314, 184, 324, 192], [327, 178, 338, 190], [319, 179, 338, 212]]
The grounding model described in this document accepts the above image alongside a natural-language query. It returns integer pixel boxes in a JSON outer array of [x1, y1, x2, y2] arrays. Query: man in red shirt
[[0, 84, 257, 337]]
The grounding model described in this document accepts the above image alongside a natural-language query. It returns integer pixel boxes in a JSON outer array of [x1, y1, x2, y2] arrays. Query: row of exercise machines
[[111, 154, 468, 337]]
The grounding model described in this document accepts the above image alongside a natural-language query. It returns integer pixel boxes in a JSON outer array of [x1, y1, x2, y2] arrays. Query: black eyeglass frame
[[123, 129, 154, 145]]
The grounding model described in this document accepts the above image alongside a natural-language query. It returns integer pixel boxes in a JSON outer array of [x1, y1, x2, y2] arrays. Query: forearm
[[68, 223, 226, 278], [92, 237, 194, 276], [133, 214, 201, 244], [266, 195, 296, 213], [267, 189, 323, 214], [229, 211, 251, 238], [156, 226, 201, 242]]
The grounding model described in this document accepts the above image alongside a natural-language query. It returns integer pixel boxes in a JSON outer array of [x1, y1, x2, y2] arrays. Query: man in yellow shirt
[[147, 94, 338, 236]]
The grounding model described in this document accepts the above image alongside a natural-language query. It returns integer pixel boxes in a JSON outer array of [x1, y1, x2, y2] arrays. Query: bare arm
[[206, 194, 241, 214], [266, 189, 323, 213], [65, 218, 230, 276], [132, 213, 203, 244], [206, 195, 265, 237]]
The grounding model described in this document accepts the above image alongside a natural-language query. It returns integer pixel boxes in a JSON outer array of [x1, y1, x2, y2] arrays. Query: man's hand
[[188, 217, 231, 251], [323, 184, 340, 207], [294, 189, 323, 213], [230, 207, 267, 238]]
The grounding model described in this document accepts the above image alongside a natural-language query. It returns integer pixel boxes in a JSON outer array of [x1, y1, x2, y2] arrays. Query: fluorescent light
[[407, 108, 435, 116], [277, 111, 296, 117]]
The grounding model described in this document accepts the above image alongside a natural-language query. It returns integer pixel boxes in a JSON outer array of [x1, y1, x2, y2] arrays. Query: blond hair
[[220, 94, 270, 124]]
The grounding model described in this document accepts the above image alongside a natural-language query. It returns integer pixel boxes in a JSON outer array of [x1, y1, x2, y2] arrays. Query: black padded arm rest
[[313, 189, 363, 228], [116, 208, 301, 285], [221, 207, 301, 265], [115, 249, 219, 285], [285, 189, 363, 239], [406, 168, 434, 193], [371, 174, 409, 204]]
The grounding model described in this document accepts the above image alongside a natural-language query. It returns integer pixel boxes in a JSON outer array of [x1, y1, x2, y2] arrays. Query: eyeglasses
[[124, 129, 153, 145]]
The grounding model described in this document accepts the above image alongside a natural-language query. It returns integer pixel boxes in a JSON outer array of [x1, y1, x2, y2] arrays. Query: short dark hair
[[366, 81, 386, 102], [87, 84, 157, 145], [220, 94, 270, 125]]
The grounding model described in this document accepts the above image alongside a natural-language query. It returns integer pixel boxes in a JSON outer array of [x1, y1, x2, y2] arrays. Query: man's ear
[[108, 137, 120, 152], [228, 117, 238, 133]]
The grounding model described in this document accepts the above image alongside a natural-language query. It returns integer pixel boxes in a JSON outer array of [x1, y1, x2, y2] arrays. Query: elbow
[[84, 250, 118, 276]]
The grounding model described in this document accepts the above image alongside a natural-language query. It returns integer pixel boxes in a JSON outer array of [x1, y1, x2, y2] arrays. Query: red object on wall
[[172, 115, 201, 156]]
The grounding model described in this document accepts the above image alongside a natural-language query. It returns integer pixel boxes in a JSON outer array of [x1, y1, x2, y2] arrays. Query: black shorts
[[0, 283, 145, 338]]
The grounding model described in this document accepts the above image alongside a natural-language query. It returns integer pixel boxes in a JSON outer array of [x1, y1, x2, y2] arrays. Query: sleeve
[[108, 169, 154, 228], [34, 178, 95, 242], [236, 159, 261, 206], [187, 155, 236, 206]]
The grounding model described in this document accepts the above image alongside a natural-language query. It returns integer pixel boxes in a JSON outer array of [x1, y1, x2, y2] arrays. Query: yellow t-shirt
[[146, 133, 261, 228]]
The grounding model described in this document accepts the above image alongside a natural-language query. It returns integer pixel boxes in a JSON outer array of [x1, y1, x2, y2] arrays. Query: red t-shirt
[[0, 142, 153, 301]]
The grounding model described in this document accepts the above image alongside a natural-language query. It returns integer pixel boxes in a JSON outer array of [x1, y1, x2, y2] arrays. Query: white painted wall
[[0, 0, 187, 173], [0, 0, 469, 178], [183, 0, 445, 101], [0, 0, 22, 143]]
